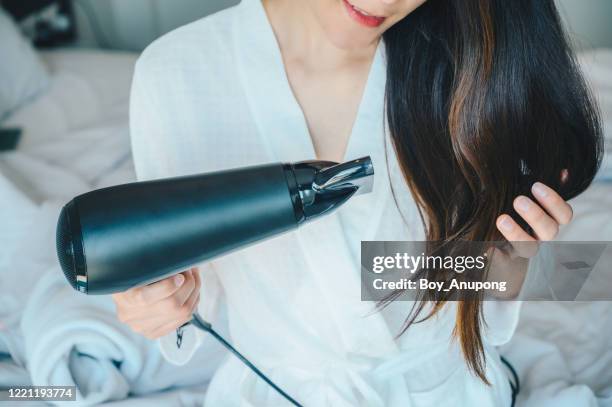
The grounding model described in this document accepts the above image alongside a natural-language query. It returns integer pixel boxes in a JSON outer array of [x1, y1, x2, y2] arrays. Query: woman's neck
[[262, 0, 378, 72]]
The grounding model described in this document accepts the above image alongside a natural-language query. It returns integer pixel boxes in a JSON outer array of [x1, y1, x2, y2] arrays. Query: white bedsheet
[[2, 50, 136, 148], [0, 49, 138, 201]]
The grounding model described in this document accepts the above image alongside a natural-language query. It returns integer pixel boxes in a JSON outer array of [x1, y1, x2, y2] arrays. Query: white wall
[[72, 0, 612, 52], [72, 0, 238, 51], [556, 0, 612, 49]]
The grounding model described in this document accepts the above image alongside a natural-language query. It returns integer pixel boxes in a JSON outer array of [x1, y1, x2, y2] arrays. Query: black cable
[[187, 316, 519, 407], [189, 313, 303, 407], [500, 355, 520, 407]]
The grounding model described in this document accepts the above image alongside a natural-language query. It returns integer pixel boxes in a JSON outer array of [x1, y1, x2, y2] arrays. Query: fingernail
[[516, 196, 532, 212], [532, 182, 548, 199], [499, 216, 514, 231], [174, 274, 184, 287]]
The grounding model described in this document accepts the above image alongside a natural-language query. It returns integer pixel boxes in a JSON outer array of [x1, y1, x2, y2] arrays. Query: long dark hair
[[382, 0, 603, 382]]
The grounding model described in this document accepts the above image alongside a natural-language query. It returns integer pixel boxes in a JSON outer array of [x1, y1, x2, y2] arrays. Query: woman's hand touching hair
[[488, 172, 572, 299], [112, 267, 201, 339], [496, 175, 572, 244]]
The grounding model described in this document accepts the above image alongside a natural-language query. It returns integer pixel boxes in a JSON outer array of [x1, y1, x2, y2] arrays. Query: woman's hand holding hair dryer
[[113, 267, 201, 339]]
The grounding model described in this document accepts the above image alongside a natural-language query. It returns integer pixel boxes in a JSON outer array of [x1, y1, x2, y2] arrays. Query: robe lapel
[[340, 44, 393, 244], [232, 0, 316, 163]]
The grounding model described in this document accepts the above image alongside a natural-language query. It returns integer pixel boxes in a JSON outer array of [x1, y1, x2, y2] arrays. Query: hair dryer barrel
[[56, 157, 374, 295]]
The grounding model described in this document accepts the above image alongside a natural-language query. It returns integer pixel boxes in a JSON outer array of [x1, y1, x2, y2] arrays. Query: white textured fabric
[[0, 49, 138, 202], [578, 49, 612, 181], [0, 9, 49, 120], [0, 170, 225, 406], [2, 50, 137, 148], [0, 48, 138, 366], [129, 1, 524, 405], [21, 270, 226, 406], [0, 173, 43, 368]]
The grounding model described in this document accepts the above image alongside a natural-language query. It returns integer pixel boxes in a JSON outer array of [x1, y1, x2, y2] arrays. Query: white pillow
[[0, 8, 50, 120]]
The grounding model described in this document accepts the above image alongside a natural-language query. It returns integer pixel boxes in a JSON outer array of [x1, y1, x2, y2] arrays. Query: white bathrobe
[[129, 1, 521, 405]]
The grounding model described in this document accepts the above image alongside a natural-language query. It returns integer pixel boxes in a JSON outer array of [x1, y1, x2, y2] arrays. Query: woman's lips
[[342, 0, 386, 28]]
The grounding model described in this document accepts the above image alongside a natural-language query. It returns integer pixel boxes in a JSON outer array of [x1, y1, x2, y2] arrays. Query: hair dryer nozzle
[[313, 156, 374, 196], [295, 156, 375, 222]]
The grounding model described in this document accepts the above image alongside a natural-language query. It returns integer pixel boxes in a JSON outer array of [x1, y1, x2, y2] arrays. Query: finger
[[496, 214, 538, 258], [150, 293, 200, 339], [118, 302, 186, 325], [132, 273, 186, 305], [192, 269, 202, 312], [148, 320, 184, 340], [531, 182, 573, 225], [111, 293, 127, 307], [120, 292, 197, 329], [186, 291, 201, 314], [513, 196, 559, 241], [192, 267, 201, 291], [128, 319, 167, 339], [177, 269, 197, 306], [162, 270, 196, 310], [119, 272, 196, 324], [126, 290, 201, 339]]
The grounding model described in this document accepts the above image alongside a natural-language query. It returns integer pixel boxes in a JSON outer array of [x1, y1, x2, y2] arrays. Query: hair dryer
[[55, 156, 373, 407], [56, 157, 373, 294]]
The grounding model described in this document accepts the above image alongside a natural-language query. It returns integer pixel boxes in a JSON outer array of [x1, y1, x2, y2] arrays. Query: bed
[[0, 48, 226, 405], [0, 13, 611, 407], [0, 49, 137, 199]]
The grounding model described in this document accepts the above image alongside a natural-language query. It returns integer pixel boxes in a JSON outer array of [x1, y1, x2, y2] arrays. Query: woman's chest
[[284, 62, 373, 162]]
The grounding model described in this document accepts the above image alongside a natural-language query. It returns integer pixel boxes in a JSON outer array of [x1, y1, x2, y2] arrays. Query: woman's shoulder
[[135, 5, 239, 80]]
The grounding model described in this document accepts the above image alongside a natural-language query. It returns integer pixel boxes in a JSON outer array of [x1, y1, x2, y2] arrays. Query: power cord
[[183, 313, 303, 407]]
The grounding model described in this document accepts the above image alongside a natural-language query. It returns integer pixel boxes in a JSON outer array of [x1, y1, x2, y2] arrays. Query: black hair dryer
[[55, 156, 373, 407], [56, 157, 373, 295]]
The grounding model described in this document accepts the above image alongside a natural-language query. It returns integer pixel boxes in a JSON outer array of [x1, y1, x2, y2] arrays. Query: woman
[[114, 0, 602, 405]]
